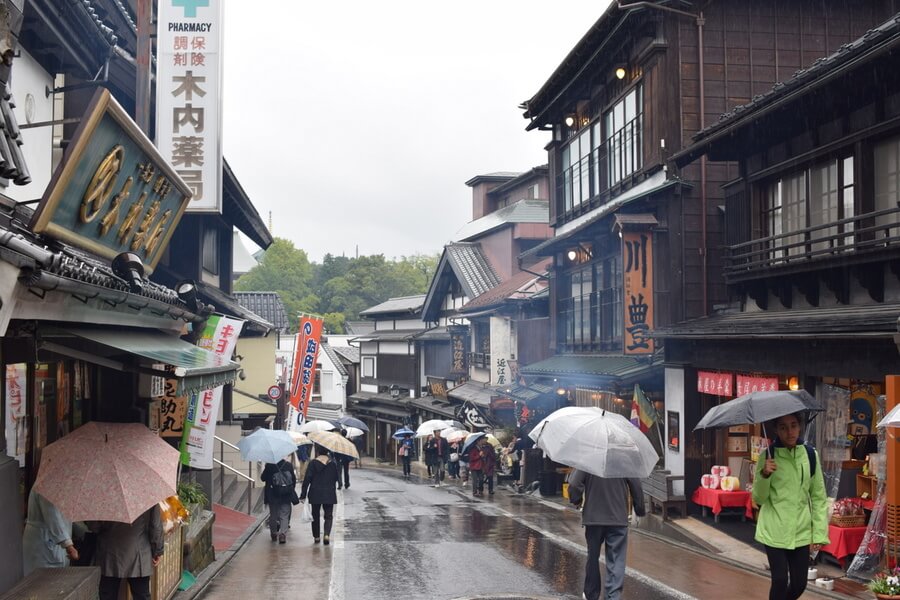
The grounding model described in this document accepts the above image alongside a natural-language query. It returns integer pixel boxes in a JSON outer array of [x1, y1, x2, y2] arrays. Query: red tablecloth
[[692, 487, 753, 518], [821, 525, 867, 563]]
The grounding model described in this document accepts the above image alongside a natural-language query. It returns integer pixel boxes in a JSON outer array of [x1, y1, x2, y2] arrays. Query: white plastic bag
[[298, 501, 313, 523]]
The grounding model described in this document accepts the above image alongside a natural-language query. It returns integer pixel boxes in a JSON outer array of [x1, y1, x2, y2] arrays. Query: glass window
[[202, 227, 219, 274], [875, 136, 900, 233], [606, 85, 643, 187], [362, 357, 375, 378], [558, 248, 622, 352]]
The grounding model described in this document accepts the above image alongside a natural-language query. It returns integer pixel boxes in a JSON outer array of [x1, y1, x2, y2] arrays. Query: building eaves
[[445, 243, 501, 298], [460, 260, 550, 312], [454, 199, 549, 242], [358, 294, 426, 317], [464, 172, 521, 187], [223, 159, 273, 250], [233, 291, 290, 333], [486, 165, 549, 197], [320, 342, 348, 377], [331, 345, 360, 364]]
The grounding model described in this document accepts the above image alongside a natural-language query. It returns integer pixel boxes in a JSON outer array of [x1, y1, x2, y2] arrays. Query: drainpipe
[[617, 1, 706, 314]]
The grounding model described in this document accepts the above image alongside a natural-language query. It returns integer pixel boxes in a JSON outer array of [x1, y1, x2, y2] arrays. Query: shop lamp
[[564, 114, 577, 128], [787, 376, 800, 391], [112, 252, 144, 293], [175, 280, 200, 311], [556, 387, 567, 396], [567, 249, 578, 261], [615, 65, 627, 80]]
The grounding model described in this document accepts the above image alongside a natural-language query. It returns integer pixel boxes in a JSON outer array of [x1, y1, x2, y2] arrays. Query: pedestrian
[[427, 429, 449, 487], [753, 412, 829, 600], [468, 439, 484, 497], [567, 470, 645, 600], [479, 438, 496, 496], [296, 442, 311, 483], [447, 440, 461, 480], [300, 444, 340, 545], [353, 435, 365, 468], [424, 434, 436, 477], [335, 451, 352, 490], [261, 456, 298, 544], [399, 433, 416, 480], [91, 505, 164, 600], [22, 489, 80, 575]]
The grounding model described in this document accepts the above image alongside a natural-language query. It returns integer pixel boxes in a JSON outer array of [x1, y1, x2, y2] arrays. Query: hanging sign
[[30, 89, 191, 273], [4, 364, 26, 466], [450, 328, 468, 375], [697, 371, 733, 396], [156, 0, 223, 212], [288, 315, 324, 423], [622, 231, 654, 354], [456, 400, 493, 431], [735, 375, 779, 397]]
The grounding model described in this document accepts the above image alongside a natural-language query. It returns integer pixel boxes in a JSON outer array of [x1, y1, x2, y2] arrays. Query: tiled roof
[[461, 260, 551, 312], [320, 342, 348, 377], [520, 353, 663, 383], [344, 320, 375, 335], [359, 294, 425, 317], [694, 13, 900, 143], [233, 291, 290, 332], [445, 243, 501, 298], [330, 345, 360, 364], [351, 328, 426, 342], [454, 199, 549, 241]]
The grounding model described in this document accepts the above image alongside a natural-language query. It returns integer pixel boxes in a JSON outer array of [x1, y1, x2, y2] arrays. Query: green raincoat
[[752, 442, 830, 549]]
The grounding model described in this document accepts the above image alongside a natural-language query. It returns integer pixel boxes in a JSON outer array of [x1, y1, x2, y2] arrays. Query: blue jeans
[[583, 525, 628, 600]]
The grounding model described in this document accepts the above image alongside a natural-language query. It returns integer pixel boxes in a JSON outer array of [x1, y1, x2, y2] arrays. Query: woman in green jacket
[[752, 412, 829, 600]]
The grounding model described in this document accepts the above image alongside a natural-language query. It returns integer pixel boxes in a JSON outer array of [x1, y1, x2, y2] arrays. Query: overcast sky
[[223, 1, 612, 262]]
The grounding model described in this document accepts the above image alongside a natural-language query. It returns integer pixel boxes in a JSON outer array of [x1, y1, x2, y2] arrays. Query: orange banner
[[622, 231, 654, 354], [289, 315, 324, 421]]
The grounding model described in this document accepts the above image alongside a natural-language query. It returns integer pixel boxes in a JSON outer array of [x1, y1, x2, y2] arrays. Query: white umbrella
[[344, 426, 365, 438], [877, 403, 900, 428], [416, 419, 457, 437], [237, 428, 298, 463], [529, 406, 660, 479], [441, 428, 469, 442], [288, 430, 313, 445], [299, 419, 336, 433]]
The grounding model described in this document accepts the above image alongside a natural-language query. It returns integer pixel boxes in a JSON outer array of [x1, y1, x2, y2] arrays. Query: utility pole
[[136, 0, 152, 135]]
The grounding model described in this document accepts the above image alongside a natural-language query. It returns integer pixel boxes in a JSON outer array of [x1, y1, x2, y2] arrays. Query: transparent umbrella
[[529, 406, 660, 479], [299, 419, 336, 433], [237, 428, 298, 463]]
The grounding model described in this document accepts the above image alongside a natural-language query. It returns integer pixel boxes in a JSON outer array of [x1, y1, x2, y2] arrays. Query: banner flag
[[180, 315, 244, 468], [288, 314, 324, 425], [634, 384, 656, 433]]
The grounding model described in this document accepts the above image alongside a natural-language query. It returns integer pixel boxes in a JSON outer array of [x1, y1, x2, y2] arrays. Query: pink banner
[[736, 375, 779, 397], [697, 371, 733, 396]]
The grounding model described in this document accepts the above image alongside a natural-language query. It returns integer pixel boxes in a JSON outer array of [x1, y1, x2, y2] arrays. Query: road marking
[[327, 491, 346, 600]]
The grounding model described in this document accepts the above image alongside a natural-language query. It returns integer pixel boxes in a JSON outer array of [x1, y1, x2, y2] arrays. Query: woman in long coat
[[22, 490, 79, 575], [300, 445, 340, 545]]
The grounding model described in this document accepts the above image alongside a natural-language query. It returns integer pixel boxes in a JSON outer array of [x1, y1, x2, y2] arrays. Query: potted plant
[[868, 567, 900, 599], [177, 481, 208, 524]]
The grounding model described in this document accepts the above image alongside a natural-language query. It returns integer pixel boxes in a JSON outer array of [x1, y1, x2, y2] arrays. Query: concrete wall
[[664, 367, 685, 495], [235, 336, 276, 398], [490, 316, 513, 387]]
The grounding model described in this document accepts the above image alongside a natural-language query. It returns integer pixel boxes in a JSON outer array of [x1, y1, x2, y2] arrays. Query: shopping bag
[[298, 501, 313, 523]]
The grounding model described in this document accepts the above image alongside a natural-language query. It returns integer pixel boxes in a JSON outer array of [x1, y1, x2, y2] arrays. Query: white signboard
[[4, 364, 27, 466], [156, 0, 223, 213]]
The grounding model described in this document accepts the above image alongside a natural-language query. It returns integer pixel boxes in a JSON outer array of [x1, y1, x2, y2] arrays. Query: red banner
[[697, 371, 733, 396], [289, 315, 324, 420], [736, 375, 779, 397]]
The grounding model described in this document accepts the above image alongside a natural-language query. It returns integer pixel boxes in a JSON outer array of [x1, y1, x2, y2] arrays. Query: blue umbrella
[[392, 427, 415, 439], [237, 429, 298, 463], [337, 416, 370, 432], [460, 432, 486, 455]]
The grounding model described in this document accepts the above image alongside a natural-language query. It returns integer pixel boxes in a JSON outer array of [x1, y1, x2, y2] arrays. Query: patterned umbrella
[[288, 430, 314, 445], [33, 422, 180, 523], [306, 430, 360, 459]]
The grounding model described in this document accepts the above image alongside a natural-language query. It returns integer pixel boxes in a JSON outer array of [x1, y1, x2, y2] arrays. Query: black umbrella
[[336, 416, 369, 432], [693, 389, 823, 431]]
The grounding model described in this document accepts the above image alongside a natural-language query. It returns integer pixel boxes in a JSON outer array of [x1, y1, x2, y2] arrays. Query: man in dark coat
[[92, 505, 164, 600], [261, 458, 297, 544], [426, 430, 450, 487], [300, 445, 340, 545], [567, 470, 645, 600]]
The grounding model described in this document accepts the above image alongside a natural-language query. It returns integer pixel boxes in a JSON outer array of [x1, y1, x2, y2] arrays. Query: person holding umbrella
[[479, 437, 497, 496], [753, 412, 829, 600], [427, 429, 449, 487], [399, 433, 416, 481], [261, 456, 298, 544], [300, 444, 340, 545], [467, 438, 485, 497], [92, 505, 164, 600]]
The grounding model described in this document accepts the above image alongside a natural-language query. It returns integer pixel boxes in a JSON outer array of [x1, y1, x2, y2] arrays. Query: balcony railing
[[726, 205, 900, 281]]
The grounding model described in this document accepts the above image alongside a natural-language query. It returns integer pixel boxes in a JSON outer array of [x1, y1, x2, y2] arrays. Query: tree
[[234, 238, 315, 328]]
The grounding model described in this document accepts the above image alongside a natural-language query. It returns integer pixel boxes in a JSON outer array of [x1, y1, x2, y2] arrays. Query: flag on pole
[[633, 384, 656, 433], [630, 400, 641, 429]]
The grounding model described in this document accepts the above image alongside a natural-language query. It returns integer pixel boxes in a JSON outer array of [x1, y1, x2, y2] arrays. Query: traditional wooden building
[[660, 12, 900, 518], [517, 0, 896, 470]]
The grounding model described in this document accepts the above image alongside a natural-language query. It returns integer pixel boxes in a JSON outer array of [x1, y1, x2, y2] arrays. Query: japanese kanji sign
[[735, 375, 779, 397], [30, 89, 191, 273], [288, 315, 324, 422], [156, 0, 222, 213], [697, 371, 733, 396], [5, 364, 26, 466], [450, 329, 468, 375], [622, 231, 654, 354], [180, 314, 244, 468], [157, 372, 187, 439]]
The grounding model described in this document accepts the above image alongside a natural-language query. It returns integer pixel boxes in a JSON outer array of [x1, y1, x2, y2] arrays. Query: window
[[202, 227, 218, 274], [312, 364, 322, 396], [558, 243, 622, 351], [875, 136, 900, 232], [561, 128, 593, 213], [362, 356, 375, 378], [606, 85, 643, 187]]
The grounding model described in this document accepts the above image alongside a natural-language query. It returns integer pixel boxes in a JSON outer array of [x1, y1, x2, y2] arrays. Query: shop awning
[[447, 382, 494, 407], [408, 396, 458, 418], [41, 327, 240, 395], [520, 353, 663, 387]]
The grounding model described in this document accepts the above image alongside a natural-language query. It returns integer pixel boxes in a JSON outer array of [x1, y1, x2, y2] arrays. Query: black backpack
[[271, 465, 293, 497]]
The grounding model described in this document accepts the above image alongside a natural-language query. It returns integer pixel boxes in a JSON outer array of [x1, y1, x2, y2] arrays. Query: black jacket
[[300, 456, 339, 505], [261, 460, 296, 505], [425, 437, 450, 465]]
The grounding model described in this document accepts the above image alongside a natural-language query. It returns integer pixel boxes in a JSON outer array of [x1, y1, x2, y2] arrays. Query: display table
[[692, 487, 753, 522], [820, 525, 867, 568]]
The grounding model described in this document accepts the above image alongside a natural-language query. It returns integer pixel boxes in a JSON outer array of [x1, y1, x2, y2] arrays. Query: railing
[[726, 205, 900, 281], [214, 435, 255, 515]]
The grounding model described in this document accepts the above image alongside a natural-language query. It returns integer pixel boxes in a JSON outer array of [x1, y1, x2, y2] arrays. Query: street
[[194, 466, 776, 600]]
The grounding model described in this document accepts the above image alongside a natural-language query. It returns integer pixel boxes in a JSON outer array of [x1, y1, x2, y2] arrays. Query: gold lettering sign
[[80, 145, 124, 223], [623, 231, 654, 354]]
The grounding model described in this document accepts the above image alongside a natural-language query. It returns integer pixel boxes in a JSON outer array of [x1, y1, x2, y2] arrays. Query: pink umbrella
[[33, 422, 180, 523]]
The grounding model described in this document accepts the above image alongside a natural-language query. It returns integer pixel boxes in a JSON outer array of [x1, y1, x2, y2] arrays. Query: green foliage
[[236, 239, 440, 332], [177, 481, 208, 507]]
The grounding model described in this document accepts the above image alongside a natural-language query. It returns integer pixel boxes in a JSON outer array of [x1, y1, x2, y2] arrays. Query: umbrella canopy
[[392, 427, 415, 439], [877, 403, 900, 428], [33, 422, 180, 523], [299, 419, 336, 433], [307, 430, 360, 459], [529, 406, 660, 479], [441, 428, 469, 443], [237, 429, 298, 463], [344, 426, 365, 439], [337, 416, 369, 432], [460, 432, 486, 455], [484, 434, 502, 448], [693, 390, 824, 431], [416, 419, 458, 437], [287, 430, 313, 446]]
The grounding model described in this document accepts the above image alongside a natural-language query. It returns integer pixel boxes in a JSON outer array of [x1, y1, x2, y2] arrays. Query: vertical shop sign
[[288, 315, 324, 425], [450, 329, 468, 375], [5, 364, 27, 465], [180, 315, 244, 468], [622, 231, 654, 354], [735, 375, 778, 396], [156, 0, 223, 212]]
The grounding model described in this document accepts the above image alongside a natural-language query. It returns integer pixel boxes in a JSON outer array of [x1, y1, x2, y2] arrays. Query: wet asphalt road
[[195, 466, 692, 600]]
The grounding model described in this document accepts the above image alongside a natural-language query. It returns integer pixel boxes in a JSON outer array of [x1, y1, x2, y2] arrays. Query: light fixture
[[787, 376, 800, 391], [615, 65, 627, 80], [567, 249, 578, 261], [564, 114, 576, 128], [581, 116, 590, 127], [112, 252, 144, 293], [175, 279, 200, 310], [556, 387, 567, 396]]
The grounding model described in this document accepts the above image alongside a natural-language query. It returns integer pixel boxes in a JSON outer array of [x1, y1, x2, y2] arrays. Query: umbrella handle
[[534, 421, 548, 446]]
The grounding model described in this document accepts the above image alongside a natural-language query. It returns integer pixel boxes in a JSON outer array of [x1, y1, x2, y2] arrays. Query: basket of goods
[[830, 498, 866, 528]]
